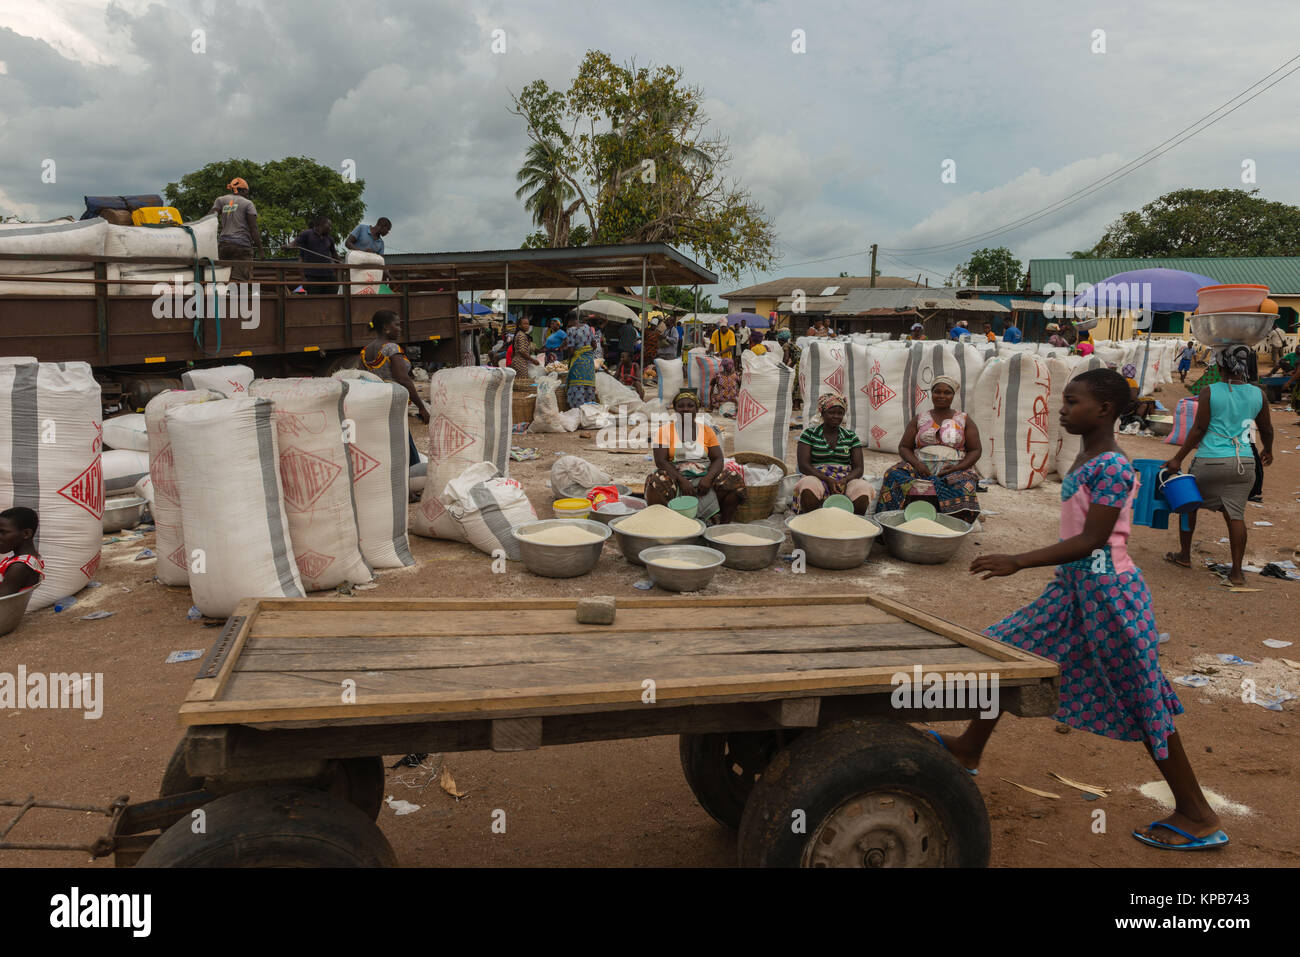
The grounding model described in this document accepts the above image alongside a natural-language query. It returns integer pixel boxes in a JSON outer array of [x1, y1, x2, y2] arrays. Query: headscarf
[[1219, 344, 1253, 380], [818, 392, 848, 416], [719, 358, 735, 374], [1120, 363, 1137, 379], [672, 386, 700, 408], [777, 329, 791, 342], [930, 375, 960, 394], [1077, 342, 1094, 356], [751, 344, 767, 356], [1046, 322, 1060, 332]]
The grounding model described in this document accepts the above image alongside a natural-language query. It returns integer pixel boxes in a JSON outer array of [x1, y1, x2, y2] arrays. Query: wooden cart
[[111, 594, 1058, 867]]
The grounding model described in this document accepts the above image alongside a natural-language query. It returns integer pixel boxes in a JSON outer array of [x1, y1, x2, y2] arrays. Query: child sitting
[[0, 506, 44, 597]]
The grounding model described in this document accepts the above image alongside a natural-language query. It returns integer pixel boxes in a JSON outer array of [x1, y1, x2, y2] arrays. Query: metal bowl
[[0, 588, 35, 637], [511, 519, 611, 578], [609, 514, 708, 566], [1190, 313, 1277, 348], [703, 523, 785, 570], [875, 510, 973, 565], [103, 495, 147, 533], [589, 496, 647, 527], [784, 513, 882, 569], [640, 545, 726, 592], [1146, 415, 1173, 437]]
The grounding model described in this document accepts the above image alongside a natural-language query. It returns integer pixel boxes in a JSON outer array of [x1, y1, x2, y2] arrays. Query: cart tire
[[736, 719, 990, 868], [137, 786, 396, 868], [159, 741, 384, 821], [679, 731, 798, 830]]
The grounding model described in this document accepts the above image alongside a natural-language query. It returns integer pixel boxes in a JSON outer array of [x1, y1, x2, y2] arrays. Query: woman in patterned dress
[[708, 358, 740, 411], [509, 316, 539, 389], [564, 315, 599, 408], [934, 369, 1227, 851], [875, 376, 981, 523], [361, 309, 430, 466]]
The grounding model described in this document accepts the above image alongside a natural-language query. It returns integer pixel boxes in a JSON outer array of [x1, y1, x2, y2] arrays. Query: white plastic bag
[[102, 413, 150, 451], [181, 364, 253, 396], [102, 449, 150, 494], [444, 463, 537, 561]]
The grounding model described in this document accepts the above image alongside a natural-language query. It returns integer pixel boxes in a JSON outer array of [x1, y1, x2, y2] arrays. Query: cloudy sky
[[2, 0, 1299, 296]]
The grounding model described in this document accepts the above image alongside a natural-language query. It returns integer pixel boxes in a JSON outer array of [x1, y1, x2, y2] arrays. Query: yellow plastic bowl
[[552, 497, 593, 520]]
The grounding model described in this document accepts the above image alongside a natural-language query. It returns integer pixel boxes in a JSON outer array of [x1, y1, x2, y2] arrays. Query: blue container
[[1158, 470, 1202, 514], [1131, 459, 1191, 530]]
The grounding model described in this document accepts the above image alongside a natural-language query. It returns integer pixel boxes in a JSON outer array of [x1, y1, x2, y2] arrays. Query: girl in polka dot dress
[[933, 369, 1227, 851]]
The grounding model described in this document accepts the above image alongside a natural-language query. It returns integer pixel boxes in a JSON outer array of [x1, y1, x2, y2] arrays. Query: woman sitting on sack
[[792, 393, 874, 515], [876, 376, 982, 524], [360, 309, 431, 466], [645, 388, 746, 525]]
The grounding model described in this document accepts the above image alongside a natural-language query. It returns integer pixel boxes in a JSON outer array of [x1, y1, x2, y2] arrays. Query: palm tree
[[515, 140, 575, 247]]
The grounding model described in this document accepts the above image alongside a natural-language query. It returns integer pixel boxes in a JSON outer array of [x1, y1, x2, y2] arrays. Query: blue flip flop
[[1131, 821, 1229, 850], [924, 729, 978, 776]]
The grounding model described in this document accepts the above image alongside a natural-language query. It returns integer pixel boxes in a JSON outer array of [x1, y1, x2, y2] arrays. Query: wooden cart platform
[[176, 594, 1059, 775]]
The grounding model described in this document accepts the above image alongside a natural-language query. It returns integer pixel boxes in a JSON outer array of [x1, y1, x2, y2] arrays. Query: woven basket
[[731, 450, 789, 523], [511, 392, 537, 425]]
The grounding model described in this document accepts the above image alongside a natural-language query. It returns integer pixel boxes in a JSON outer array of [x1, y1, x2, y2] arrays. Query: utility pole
[[869, 244, 878, 287]]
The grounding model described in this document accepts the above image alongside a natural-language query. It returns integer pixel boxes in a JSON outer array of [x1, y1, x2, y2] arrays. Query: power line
[[880, 54, 1300, 256]]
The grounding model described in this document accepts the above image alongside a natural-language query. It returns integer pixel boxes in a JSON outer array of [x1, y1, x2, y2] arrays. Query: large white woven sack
[[654, 357, 684, 404], [346, 250, 384, 295], [105, 213, 218, 264], [735, 352, 794, 461], [800, 340, 851, 425], [969, 358, 1003, 479], [686, 349, 722, 407], [0, 218, 107, 275], [102, 413, 150, 451], [181, 364, 253, 396], [411, 366, 514, 540], [333, 370, 415, 569], [1051, 356, 1106, 477], [0, 361, 102, 610], [856, 344, 915, 452], [103, 449, 150, 494], [988, 353, 1054, 490], [166, 397, 305, 616], [144, 389, 224, 585], [248, 378, 372, 590], [527, 375, 570, 434], [444, 463, 537, 562]]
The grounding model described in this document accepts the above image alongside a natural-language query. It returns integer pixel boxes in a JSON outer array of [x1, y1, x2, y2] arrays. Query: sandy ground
[[3, 378, 1298, 868]]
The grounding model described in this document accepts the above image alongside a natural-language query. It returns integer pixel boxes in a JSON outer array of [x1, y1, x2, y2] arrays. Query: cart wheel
[[158, 739, 204, 797], [736, 719, 990, 868], [137, 786, 396, 868], [679, 731, 799, 830]]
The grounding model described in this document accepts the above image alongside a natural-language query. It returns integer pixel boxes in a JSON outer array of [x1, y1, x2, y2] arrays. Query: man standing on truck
[[209, 177, 262, 282], [346, 218, 391, 255], [288, 216, 339, 294]]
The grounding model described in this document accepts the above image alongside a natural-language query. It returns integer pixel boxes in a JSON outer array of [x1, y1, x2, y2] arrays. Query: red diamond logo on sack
[[914, 385, 927, 410], [735, 390, 768, 430], [428, 414, 473, 463], [295, 549, 335, 581], [58, 457, 104, 519], [421, 495, 446, 522], [867, 375, 895, 410], [279, 447, 342, 511], [168, 545, 187, 570], [80, 553, 101, 580], [152, 444, 180, 505], [823, 366, 845, 393], [349, 444, 380, 482], [870, 425, 887, 446]]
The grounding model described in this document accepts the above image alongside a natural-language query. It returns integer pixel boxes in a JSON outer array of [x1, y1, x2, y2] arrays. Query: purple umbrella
[[1070, 268, 1220, 314], [725, 312, 771, 328]]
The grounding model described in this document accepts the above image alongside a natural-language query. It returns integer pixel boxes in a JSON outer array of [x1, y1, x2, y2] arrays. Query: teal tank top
[[1201, 382, 1263, 459]]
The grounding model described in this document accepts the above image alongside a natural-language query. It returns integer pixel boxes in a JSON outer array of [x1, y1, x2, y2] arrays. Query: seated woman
[[645, 388, 746, 525], [709, 358, 740, 413], [792, 394, 873, 514], [876, 376, 982, 523]]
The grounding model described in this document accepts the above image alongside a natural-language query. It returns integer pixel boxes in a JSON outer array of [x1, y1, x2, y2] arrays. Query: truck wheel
[[679, 731, 798, 829], [136, 786, 396, 868], [736, 719, 990, 868], [159, 740, 385, 821]]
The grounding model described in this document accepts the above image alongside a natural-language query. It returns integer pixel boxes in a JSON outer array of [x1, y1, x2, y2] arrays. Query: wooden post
[[639, 256, 647, 375]]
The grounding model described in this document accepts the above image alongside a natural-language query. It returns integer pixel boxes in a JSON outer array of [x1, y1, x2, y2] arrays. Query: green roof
[[1028, 257, 1300, 295]]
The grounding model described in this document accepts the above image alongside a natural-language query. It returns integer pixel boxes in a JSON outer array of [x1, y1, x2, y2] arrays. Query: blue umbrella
[[459, 301, 493, 315], [1070, 268, 1220, 314], [725, 312, 771, 328]]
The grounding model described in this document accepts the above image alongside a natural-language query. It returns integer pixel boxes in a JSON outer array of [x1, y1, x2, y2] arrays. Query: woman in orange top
[[645, 388, 746, 523]]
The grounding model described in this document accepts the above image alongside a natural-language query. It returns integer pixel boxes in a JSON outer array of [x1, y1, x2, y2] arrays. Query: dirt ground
[[3, 377, 1298, 868]]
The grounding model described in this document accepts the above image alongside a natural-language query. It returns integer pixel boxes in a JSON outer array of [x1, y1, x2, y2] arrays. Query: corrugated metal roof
[[832, 288, 1009, 315], [1029, 258, 1300, 295]]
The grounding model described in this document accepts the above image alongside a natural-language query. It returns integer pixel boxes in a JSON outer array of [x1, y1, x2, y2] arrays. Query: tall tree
[[952, 247, 1023, 291], [649, 285, 717, 312], [509, 50, 777, 280], [1081, 188, 1300, 258], [165, 157, 367, 255], [515, 140, 576, 246]]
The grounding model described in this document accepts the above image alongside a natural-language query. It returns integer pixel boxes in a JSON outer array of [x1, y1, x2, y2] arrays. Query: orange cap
[[227, 177, 249, 191]]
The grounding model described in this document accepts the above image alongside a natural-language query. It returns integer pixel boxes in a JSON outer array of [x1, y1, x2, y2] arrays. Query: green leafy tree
[[953, 247, 1023, 291], [522, 223, 590, 249], [516, 140, 577, 246], [649, 284, 716, 312], [509, 50, 777, 280], [1079, 188, 1300, 257], [164, 157, 367, 256]]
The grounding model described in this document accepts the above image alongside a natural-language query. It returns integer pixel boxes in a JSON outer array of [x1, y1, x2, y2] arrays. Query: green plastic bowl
[[668, 495, 699, 519], [822, 494, 853, 512]]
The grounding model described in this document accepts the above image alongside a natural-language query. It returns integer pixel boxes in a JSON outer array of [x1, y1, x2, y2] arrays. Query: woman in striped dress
[[791, 393, 874, 514]]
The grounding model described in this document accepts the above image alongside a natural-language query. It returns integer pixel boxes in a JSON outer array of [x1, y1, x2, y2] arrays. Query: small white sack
[[346, 249, 384, 295], [577, 403, 605, 428], [102, 449, 150, 494], [654, 357, 684, 405], [444, 463, 538, 561], [181, 364, 254, 396], [596, 371, 641, 412], [528, 375, 568, 434], [102, 413, 150, 451]]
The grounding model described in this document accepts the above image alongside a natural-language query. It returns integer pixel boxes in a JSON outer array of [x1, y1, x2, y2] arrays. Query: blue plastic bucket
[[1158, 470, 1202, 514]]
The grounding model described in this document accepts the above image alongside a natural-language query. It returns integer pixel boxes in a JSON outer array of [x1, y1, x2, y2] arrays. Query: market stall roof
[[832, 287, 1009, 315], [1029, 256, 1300, 296], [385, 242, 718, 290]]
